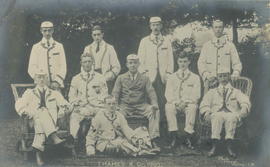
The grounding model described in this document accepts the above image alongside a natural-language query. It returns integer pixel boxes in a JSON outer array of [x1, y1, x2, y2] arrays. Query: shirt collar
[[128, 71, 138, 80], [177, 68, 190, 77], [218, 82, 232, 90], [41, 37, 54, 45], [81, 68, 94, 78], [211, 35, 227, 45], [150, 33, 164, 42], [93, 40, 104, 47], [36, 85, 48, 92]]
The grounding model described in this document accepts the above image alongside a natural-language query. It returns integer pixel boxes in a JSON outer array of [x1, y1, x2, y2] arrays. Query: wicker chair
[[197, 77, 252, 144], [11, 83, 76, 160]]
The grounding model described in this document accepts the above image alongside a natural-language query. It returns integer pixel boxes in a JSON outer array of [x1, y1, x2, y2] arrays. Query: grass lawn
[[0, 118, 259, 167]]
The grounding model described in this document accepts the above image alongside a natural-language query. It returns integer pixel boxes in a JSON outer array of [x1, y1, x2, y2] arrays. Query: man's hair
[[212, 19, 224, 26], [176, 51, 191, 61], [104, 95, 116, 103], [80, 52, 95, 62], [92, 25, 103, 33]]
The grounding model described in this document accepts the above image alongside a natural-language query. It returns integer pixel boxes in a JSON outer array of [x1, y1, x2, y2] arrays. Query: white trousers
[[32, 109, 57, 151], [70, 105, 101, 138], [210, 111, 239, 140], [165, 103, 197, 134]]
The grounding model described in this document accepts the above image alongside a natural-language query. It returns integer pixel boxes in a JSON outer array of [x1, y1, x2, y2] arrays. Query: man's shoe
[[151, 138, 161, 153], [50, 132, 65, 145], [186, 138, 195, 150], [207, 139, 218, 157], [36, 151, 45, 166], [226, 139, 237, 159]]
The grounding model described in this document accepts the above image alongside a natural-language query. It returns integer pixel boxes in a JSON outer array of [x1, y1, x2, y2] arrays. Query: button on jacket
[[165, 69, 201, 134], [198, 36, 242, 81], [112, 72, 158, 106], [28, 38, 67, 87], [200, 83, 251, 116], [68, 70, 108, 105], [15, 86, 70, 123], [83, 40, 121, 81], [86, 111, 135, 152], [165, 69, 201, 105], [138, 34, 174, 83]]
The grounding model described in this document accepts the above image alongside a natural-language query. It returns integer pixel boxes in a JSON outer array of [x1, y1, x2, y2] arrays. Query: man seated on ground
[[86, 95, 155, 156], [69, 52, 108, 152], [200, 68, 251, 158], [15, 70, 72, 166], [165, 52, 201, 151], [112, 54, 160, 151]]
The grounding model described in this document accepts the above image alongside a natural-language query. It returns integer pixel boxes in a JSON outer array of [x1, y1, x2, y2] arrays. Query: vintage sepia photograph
[[0, 0, 269, 166]]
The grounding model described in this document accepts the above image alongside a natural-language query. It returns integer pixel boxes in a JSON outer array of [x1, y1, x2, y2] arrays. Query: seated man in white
[[112, 54, 160, 151], [165, 52, 201, 150], [200, 68, 251, 158], [15, 70, 72, 166], [69, 53, 108, 149]]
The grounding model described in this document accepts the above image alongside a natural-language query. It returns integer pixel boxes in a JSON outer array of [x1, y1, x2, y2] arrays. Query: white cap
[[217, 67, 230, 74], [149, 17, 162, 23], [126, 54, 139, 60], [41, 21, 54, 28]]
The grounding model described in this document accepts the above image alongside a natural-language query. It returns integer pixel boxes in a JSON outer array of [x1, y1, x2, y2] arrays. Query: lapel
[[211, 36, 227, 49], [122, 72, 133, 89], [32, 88, 40, 99], [90, 41, 108, 68], [129, 72, 141, 89], [40, 40, 56, 50], [225, 84, 233, 102], [45, 89, 52, 101], [149, 34, 164, 47]]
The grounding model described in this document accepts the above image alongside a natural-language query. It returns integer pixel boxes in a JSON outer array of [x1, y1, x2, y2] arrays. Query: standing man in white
[[28, 21, 67, 91], [138, 16, 174, 129], [83, 25, 121, 93], [198, 19, 242, 89]]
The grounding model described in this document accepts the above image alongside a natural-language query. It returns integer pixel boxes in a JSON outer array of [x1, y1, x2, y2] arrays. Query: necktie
[[155, 36, 159, 44], [87, 72, 90, 79], [96, 42, 100, 53], [221, 87, 230, 112], [47, 40, 50, 48], [39, 89, 46, 108], [182, 71, 185, 78]]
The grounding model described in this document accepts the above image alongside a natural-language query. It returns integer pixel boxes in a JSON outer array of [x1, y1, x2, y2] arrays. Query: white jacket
[[138, 34, 174, 83], [198, 36, 242, 81], [165, 69, 201, 105], [83, 41, 121, 81], [28, 38, 67, 87]]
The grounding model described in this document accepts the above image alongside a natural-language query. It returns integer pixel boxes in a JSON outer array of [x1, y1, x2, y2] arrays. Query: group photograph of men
[[0, 0, 270, 167]]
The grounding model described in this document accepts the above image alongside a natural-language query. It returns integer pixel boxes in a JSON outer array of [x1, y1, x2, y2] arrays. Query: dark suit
[[112, 72, 160, 139]]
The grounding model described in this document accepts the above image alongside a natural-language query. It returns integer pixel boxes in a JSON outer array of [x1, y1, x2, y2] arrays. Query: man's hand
[[175, 101, 187, 111], [50, 81, 61, 91], [151, 105, 159, 111], [131, 136, 138, 146], [203, 112, 211, 123], [86, 146, 96, 156], [208, 77, 218, 88], [150, 105, 159, 119]]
